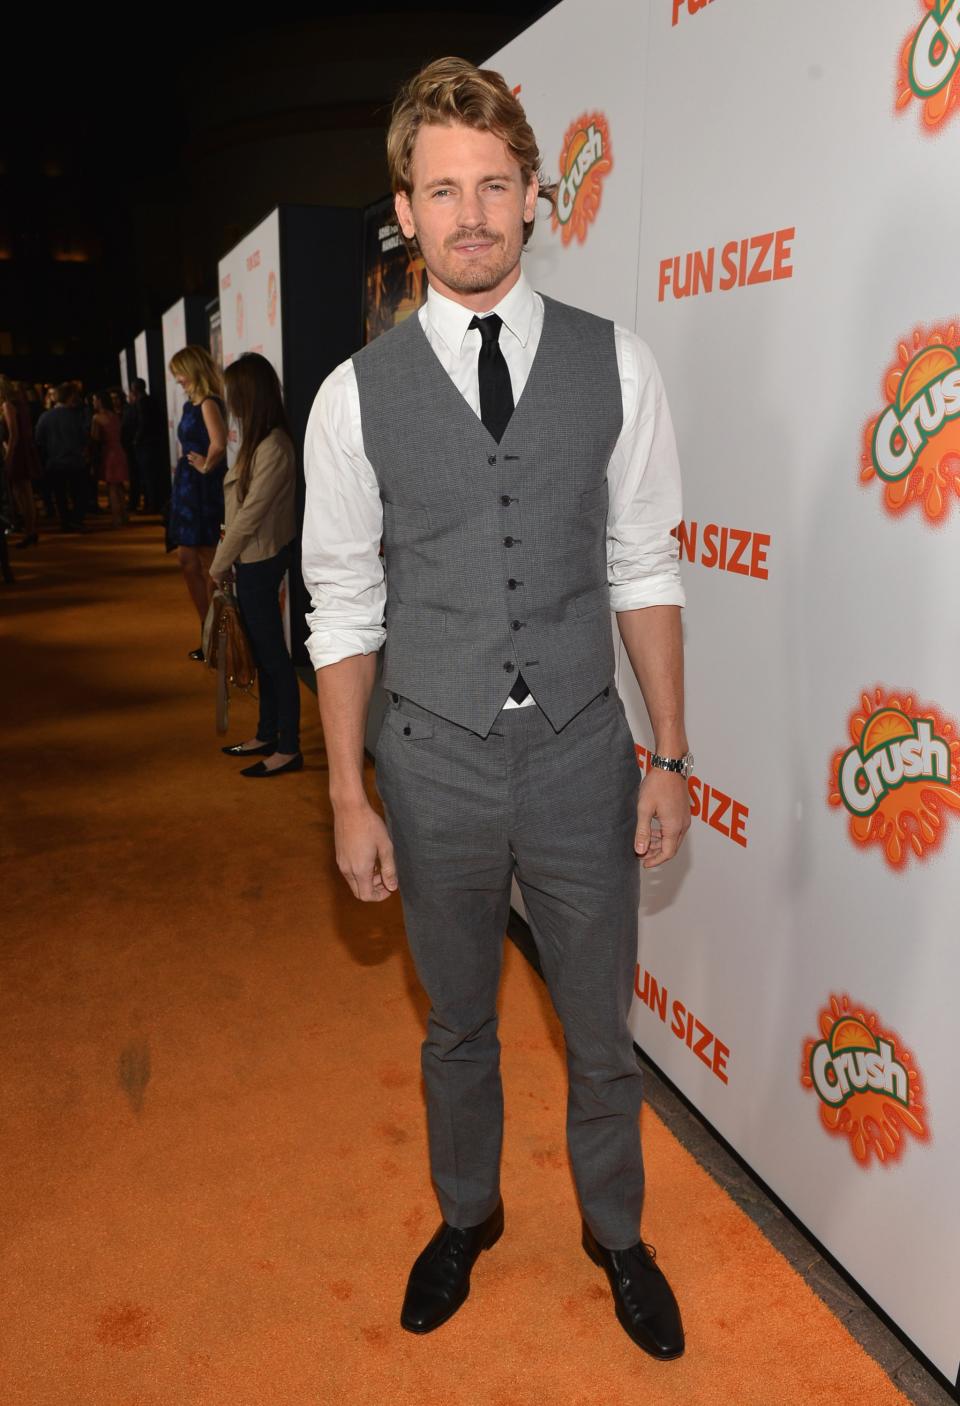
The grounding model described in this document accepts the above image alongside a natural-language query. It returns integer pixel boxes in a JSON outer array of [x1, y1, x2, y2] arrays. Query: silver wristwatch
[[649, 751, 694, 779]]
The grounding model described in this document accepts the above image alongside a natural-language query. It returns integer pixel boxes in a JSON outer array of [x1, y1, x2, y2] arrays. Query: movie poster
[[362, 195, 426, 344]]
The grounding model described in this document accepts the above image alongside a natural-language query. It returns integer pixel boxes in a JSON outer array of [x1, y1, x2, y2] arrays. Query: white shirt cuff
[[609, 575, 687, 612], [306, 627, 386, 671]]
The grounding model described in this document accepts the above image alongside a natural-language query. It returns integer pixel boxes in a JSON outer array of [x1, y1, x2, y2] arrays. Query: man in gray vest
[[302, 57, 692, 1360]]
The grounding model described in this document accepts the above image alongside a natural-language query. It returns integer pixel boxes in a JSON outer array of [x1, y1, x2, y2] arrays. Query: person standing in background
[[35, 383, 89, 532], [118, 388, 140, 512], [78, 389, 101, 516], [212, 351, 301, 777], [25, 385, 42, 429], [0, 378, 42, 548], [130, 377, 171, 514], [90, 391, 130, 528], [32, 385, 57, 521], [167, 347, 227, 659]]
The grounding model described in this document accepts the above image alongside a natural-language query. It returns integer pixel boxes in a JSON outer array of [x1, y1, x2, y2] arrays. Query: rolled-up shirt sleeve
[[301, 359, 387, 670], [607, 328, 686, 612]]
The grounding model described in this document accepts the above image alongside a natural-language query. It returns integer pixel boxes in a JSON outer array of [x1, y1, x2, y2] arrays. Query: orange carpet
[[0, 519, 909, 1405]]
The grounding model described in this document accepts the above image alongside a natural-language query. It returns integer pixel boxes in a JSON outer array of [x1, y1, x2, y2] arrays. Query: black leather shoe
[[221, 741, 275, 757], [400, 1198, 504, 1334], [187, 647, 204, 662], [240, 753, 304, 778], [582, 1221, 684, 1360]]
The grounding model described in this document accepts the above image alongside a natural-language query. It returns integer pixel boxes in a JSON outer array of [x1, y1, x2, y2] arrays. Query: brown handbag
[[203, 586, 256, 733]]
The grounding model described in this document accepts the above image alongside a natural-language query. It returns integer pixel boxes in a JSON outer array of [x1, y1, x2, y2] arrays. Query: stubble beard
[[430, 229, 519, 295]]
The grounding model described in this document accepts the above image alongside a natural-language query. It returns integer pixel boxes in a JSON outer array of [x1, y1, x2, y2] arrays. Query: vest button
[[504, 536, 514, 547], [503, 661, 515, 673], [511, 620, 521, 630], [403, 725, 411, 735], [488, 455, 497, 466], [392, 693, 399, 703], [507, 579, 517, 589], [500, 495, 511, 506]]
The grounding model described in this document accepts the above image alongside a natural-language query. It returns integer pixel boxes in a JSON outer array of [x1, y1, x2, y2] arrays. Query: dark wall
[[0, 7, 553, 389]]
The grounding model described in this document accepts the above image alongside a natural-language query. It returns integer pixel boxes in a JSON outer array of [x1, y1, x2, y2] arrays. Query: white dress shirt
[[302, 270, 686, 699]]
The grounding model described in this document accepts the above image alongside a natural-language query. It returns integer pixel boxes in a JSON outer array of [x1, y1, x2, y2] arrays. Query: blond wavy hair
[[387, 56, 555, 246], [168, 345, 223, 403]]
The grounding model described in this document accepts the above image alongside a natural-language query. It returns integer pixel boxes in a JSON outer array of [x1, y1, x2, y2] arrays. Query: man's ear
[[395, 190, 416, 241], [523, 175, 539, 224]]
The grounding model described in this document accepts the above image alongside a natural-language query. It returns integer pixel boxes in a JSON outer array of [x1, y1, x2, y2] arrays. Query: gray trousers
[[374, 683, 644, 1250]]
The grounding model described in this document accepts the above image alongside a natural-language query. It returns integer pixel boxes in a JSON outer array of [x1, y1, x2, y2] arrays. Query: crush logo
[[551, 114, 612, 247], [801, 995, 928, 1167], [267, 271, 278, 328], [861, 323, 960, 523], [896, 1, 960, 132], [828, 687, 960, 868], [236, 291, 244, 341]]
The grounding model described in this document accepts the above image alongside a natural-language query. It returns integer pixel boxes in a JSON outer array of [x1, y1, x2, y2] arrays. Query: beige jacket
[[211, 427, 296, 576]]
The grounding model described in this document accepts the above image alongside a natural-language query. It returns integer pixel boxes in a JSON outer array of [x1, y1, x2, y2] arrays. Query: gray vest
[[352, 293, 623, 738]]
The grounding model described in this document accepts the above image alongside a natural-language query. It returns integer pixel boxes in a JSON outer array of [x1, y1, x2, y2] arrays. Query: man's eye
[[486, 183, 506, 192], [432, 188, 451, 198]]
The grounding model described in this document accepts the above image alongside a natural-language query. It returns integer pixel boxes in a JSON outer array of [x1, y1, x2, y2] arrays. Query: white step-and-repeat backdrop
[[217, 208, 284, 420], [218, 206, 284, 466], [492, 0, 960, 1381], [133, 331, 150, 390], [161, 298, 188, 474]]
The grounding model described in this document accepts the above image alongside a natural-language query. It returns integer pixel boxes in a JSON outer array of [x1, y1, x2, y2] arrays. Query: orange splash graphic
[[551, 113, 612, 247], [860, 323, 960, 524], [896, 2, 960, 133], [801, 995, 929, 1167], [829, 687, 960, 868]]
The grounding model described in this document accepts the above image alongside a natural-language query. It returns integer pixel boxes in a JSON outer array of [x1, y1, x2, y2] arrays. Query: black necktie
[[469, 313, 514, 444], [469, 313, 528, 704]]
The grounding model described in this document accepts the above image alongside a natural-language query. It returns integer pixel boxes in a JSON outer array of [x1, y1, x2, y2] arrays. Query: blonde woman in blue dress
[[167, 345, 227, 660]]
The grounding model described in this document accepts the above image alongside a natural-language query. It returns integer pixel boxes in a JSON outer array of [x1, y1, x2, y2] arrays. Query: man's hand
[[333, 799, 399, 901], [635, 769, 691, 869]]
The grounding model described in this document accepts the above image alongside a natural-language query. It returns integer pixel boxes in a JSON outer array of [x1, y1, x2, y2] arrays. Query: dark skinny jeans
[[234, 544, 300, 756]]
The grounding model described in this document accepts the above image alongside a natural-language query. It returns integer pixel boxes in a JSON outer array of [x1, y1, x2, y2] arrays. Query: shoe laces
[[617, 1240, 658, 1286], [434, 1225, 469, 1260]]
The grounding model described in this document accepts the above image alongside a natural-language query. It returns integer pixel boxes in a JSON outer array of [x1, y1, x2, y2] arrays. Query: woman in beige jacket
[[211, 353, 301, 777]]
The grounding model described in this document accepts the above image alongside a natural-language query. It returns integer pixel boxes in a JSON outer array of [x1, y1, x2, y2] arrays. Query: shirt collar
[[425, 269, 535, 357]]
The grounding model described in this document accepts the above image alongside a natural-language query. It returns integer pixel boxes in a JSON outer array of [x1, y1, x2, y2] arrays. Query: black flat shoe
[[582, 1221, 684, 1360], [187, 647, 204, 662], [221, 741, 275, 757], [400, 1198, 504, 1334], [14, 533, 38, 549], [240, 753, 304, 778]]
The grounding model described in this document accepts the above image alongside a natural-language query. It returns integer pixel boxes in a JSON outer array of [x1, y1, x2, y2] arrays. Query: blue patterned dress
[[168, 396, 227, 548]]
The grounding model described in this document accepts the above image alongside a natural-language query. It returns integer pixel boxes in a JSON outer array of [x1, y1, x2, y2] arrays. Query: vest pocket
[[383, 500, 431, 530], [579, 482, 609, 514], [573, 584, 611, 618], [387, 601, 447, 636]]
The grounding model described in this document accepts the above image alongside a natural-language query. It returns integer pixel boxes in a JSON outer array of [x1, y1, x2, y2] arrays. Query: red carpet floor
[[0, 519, 910, 1405]]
